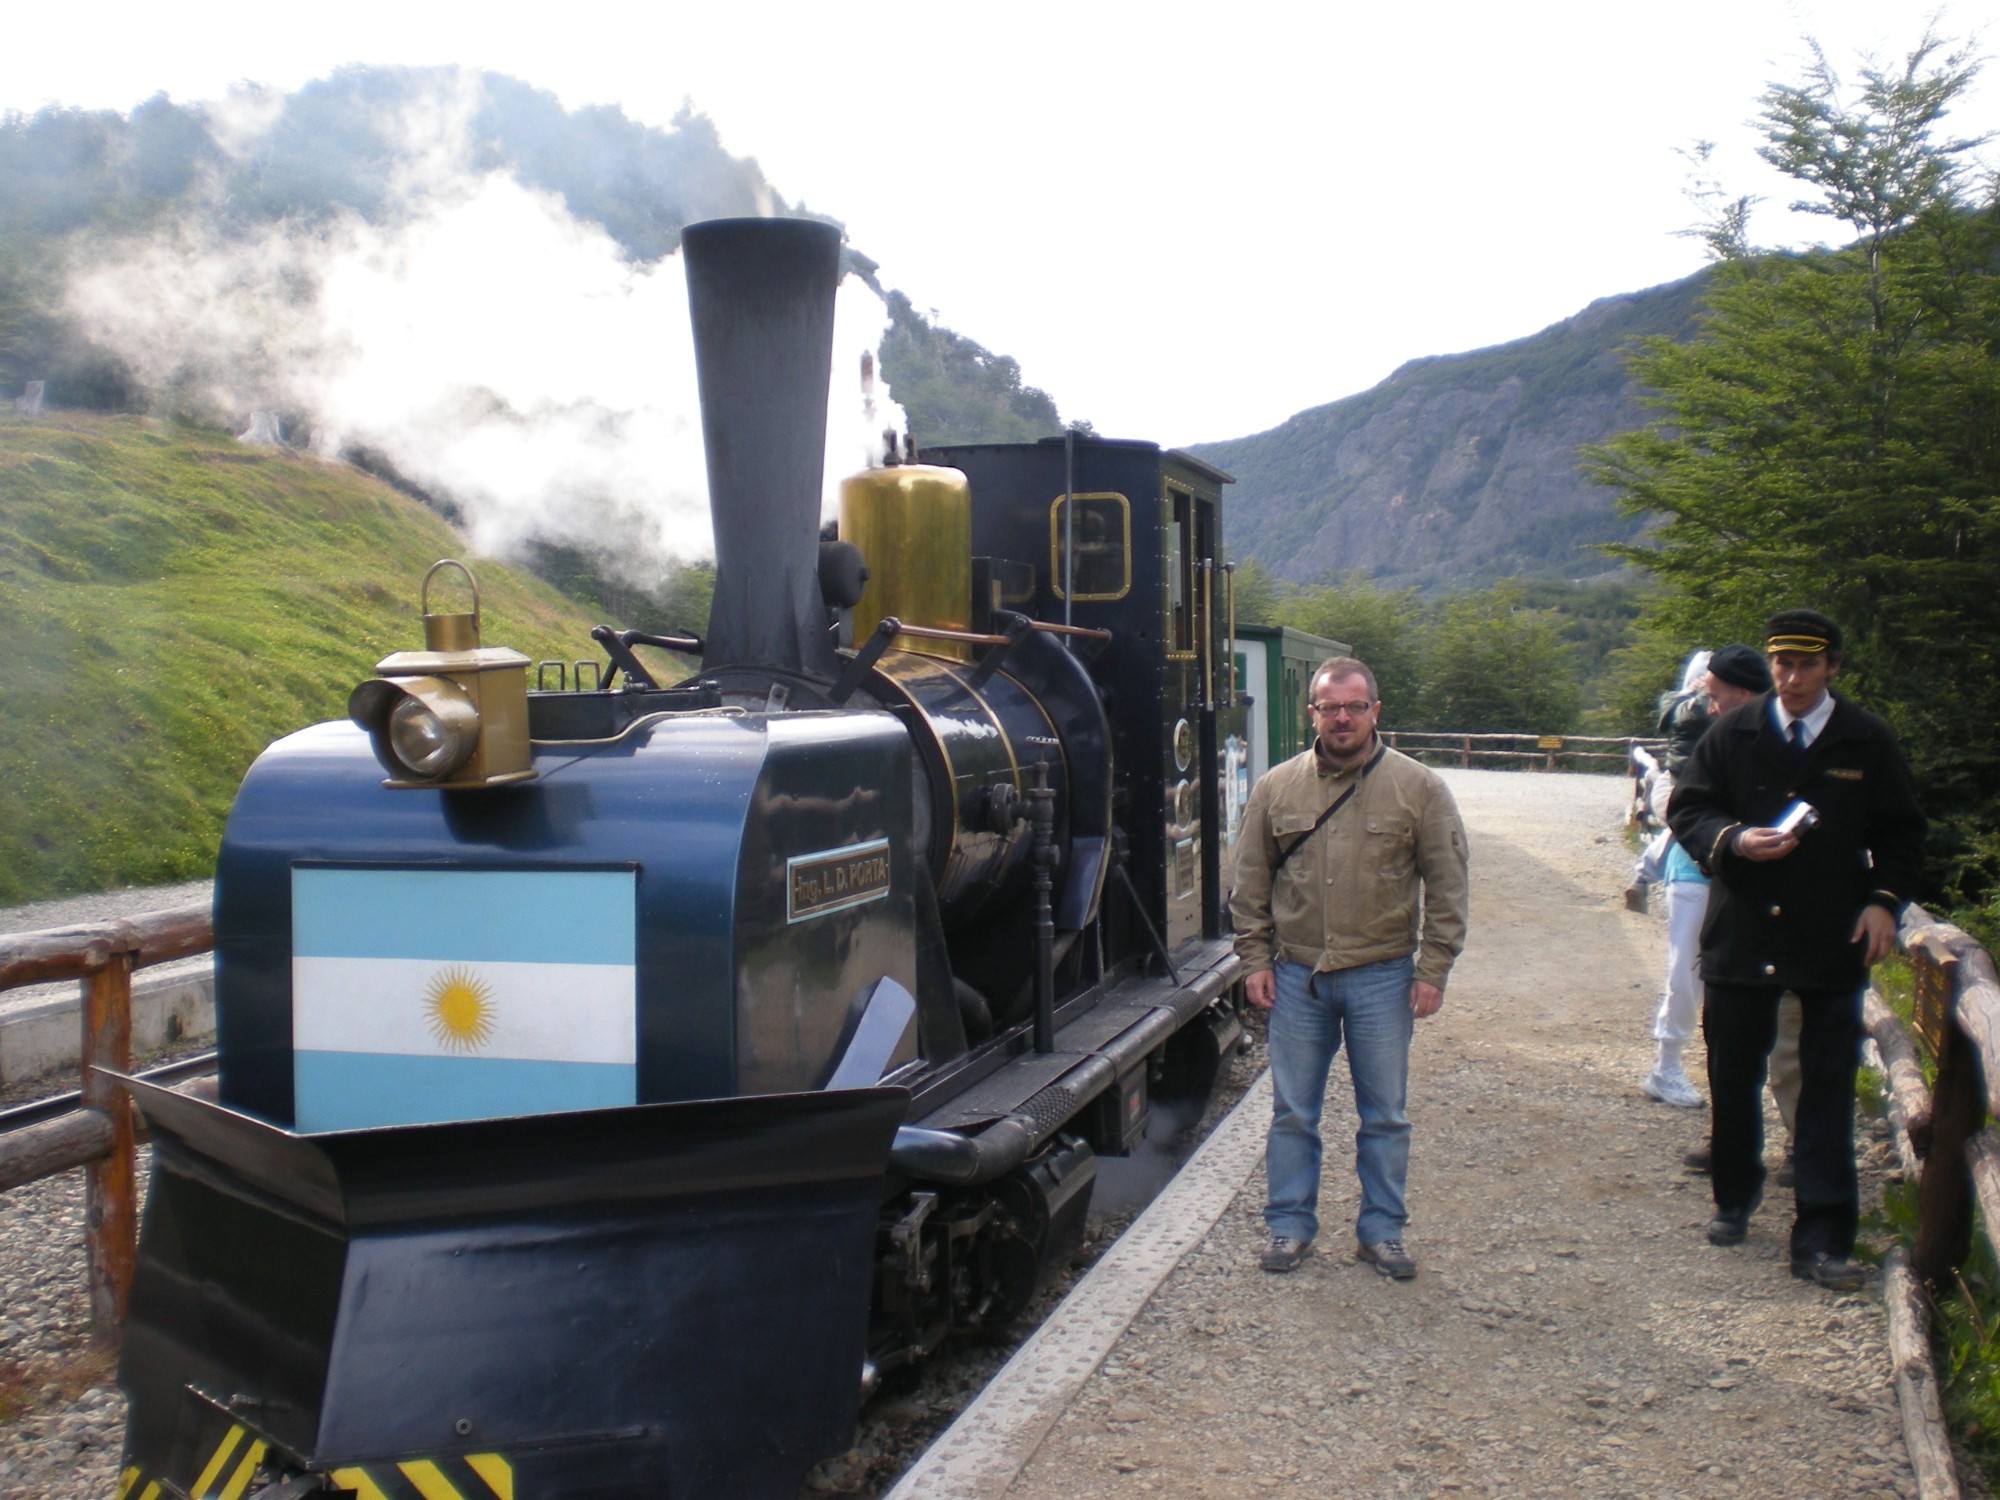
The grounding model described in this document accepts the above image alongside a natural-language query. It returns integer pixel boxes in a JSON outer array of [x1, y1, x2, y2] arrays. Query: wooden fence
[[1381, 730, 1654, 773], [1864, 905, 2000, 1499], [0, 905, 211, 1344]]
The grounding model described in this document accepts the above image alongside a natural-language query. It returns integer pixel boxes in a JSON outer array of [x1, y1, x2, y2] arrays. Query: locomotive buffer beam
[[114, 1075, 910, 1500]]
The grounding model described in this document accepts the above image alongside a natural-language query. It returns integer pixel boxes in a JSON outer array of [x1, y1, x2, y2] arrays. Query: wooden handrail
[[0, 903, 212, 987], [0, 901, 214, 1345], [1382, 730, 1654, 746], [1380, 731, 1650, 773], [0, 1108, 115, 1192]]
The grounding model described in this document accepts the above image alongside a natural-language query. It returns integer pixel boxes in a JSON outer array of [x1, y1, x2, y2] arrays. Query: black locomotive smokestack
[[682, 216, 844, 680]]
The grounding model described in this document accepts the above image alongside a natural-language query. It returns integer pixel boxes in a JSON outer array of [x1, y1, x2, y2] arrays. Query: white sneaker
[[1643, 1064, 1703, 1109]]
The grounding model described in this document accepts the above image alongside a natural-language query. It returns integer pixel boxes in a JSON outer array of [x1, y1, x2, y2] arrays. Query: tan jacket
[[1230, 740, 1469, 989]]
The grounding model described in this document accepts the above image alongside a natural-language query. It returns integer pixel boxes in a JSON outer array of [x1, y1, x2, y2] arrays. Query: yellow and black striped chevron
[[118, 1418, 267, 1500], [328, 1455, 514, 1500], [116, 1426, 512, 1500]]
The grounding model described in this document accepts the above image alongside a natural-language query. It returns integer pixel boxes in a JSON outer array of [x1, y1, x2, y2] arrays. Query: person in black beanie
[[1641, 646, 1773, 1110], [1668, 609, 1925, 1290], [1704, 644, 1770, 694]]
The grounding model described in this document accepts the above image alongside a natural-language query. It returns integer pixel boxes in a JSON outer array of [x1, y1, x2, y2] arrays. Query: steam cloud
[[64, 76, 907, 586]]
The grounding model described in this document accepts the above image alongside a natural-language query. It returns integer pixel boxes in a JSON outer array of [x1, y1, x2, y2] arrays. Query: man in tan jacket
[[1231, 657, 1469, 1279]]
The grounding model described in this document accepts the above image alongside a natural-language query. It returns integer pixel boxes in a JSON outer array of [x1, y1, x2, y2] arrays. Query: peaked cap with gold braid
[[1764, 607, 1842, 659]]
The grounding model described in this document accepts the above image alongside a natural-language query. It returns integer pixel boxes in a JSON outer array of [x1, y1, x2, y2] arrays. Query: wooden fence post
[[1460, 735, 1471, 769], [81, 950, 136, 1345], [1914, 1011, 1982, 1285]]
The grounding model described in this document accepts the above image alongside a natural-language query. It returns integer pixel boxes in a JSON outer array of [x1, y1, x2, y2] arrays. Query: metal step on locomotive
[[113, 216, 1252, 1500]]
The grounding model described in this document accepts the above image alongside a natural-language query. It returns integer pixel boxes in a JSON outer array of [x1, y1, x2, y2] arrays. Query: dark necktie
[[1789, 720, 1808, 757]]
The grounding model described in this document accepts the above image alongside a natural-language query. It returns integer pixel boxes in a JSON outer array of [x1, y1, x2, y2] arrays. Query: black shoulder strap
[[1270, 744, 1387, 874]]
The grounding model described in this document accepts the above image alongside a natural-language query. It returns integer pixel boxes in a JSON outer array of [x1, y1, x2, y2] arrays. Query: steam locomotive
[[114, 217, 1252, 1500]]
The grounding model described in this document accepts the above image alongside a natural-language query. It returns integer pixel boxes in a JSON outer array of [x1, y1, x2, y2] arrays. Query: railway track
[[807, 1014, 1268, 1497]]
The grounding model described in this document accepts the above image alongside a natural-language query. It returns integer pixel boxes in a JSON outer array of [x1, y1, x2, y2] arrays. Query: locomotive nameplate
[[788, 839, 893, 923]]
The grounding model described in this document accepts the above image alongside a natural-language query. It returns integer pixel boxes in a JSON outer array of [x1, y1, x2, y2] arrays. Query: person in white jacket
[[1642, 646, 1772, 1107]]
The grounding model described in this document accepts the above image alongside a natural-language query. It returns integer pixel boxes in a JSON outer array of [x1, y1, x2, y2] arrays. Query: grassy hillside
[[0, 413, 612, 903]]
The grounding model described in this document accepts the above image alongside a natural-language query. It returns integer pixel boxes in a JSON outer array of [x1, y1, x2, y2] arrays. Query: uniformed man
[[1667, 609, 1925, 1290], [1231, 656, 1469, 1280]]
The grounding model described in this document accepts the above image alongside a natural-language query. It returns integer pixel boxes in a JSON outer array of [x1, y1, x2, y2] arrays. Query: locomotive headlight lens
[[349, 673, 482, 783], [389, 692, 476, 776]]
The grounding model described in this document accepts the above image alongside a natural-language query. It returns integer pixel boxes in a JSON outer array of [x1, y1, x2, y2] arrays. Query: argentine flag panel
[[292, 866, 638, 1132]]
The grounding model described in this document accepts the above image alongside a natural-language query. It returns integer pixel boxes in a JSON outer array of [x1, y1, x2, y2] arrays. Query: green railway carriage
[[1234, 623, 1350, 786]]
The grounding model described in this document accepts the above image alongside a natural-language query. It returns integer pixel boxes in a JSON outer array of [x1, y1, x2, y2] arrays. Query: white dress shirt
[[1771, 690, 1835, 748]]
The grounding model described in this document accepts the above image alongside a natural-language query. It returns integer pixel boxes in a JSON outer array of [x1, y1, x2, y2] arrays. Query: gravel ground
[[0, 773, 1968, 1497], [0, 882, 213, 941], [997, 768, 1955, 1500], [0, 1156, 133, 1496]]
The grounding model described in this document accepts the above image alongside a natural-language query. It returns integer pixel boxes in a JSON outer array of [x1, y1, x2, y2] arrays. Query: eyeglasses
[[1311, 700, 1375, 718]]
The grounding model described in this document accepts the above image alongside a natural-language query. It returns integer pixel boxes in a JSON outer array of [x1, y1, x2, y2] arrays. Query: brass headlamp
[[348, 560, 534, 789]]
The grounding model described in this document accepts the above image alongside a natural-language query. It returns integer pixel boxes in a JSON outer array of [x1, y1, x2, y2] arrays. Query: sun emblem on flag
[[424, 965, 497, 1052]]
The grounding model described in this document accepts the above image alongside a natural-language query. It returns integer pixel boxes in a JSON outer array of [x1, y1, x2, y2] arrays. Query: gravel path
[[0, 882, 213, 940], [998, 768, 1948, 1500], [0, 774, 1964, 1497]]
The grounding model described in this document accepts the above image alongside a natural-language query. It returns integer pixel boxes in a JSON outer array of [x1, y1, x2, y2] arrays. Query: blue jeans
[[1265, 955, 1416, 1245]]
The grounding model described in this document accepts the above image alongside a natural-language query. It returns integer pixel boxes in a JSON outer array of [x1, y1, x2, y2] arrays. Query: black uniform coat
[[1667, 692, 1925, 992]]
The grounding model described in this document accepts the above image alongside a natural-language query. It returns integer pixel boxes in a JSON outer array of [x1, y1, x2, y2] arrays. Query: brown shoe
[[1357, 1238, 1417, 1279], [1259, 1235, 1313, 1273], [1792, 1252, 1865, 1292], [1707, 1207, 1751, 1246]]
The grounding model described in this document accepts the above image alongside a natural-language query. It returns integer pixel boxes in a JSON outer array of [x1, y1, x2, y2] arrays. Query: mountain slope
[[0, 70, 1062, 446], [1191, 273, 1709, 590], [0, 412, 609, 902]]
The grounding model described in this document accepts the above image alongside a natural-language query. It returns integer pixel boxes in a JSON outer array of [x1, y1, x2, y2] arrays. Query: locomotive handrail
[[1028, 620, 1114, 642], [894, 622, 1014, 646], [831, 616, 1023, 705], [0, 900, 213, 1344]]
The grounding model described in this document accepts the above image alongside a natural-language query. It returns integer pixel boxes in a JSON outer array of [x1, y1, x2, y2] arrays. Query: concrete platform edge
[[885, 1067, 1274, 1500], [0, 962, 216, 1088]]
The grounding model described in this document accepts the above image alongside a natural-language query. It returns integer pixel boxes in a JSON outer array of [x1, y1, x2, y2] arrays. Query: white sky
[[6, 0, 1993, 447]]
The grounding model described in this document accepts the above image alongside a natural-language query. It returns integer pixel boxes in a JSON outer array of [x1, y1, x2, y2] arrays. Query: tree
[[1412, 584, 1582, 733], [1269, 570, 1426, 714], [1228, 558, 1282, 626], [1757, 35, 1991, 308], [1591, 33, 2000, 892], [877, 291, 1063, 445]]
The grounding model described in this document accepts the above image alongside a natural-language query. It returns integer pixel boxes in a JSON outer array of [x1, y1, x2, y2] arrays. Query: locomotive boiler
[[114, 217, 1252, 1500]]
